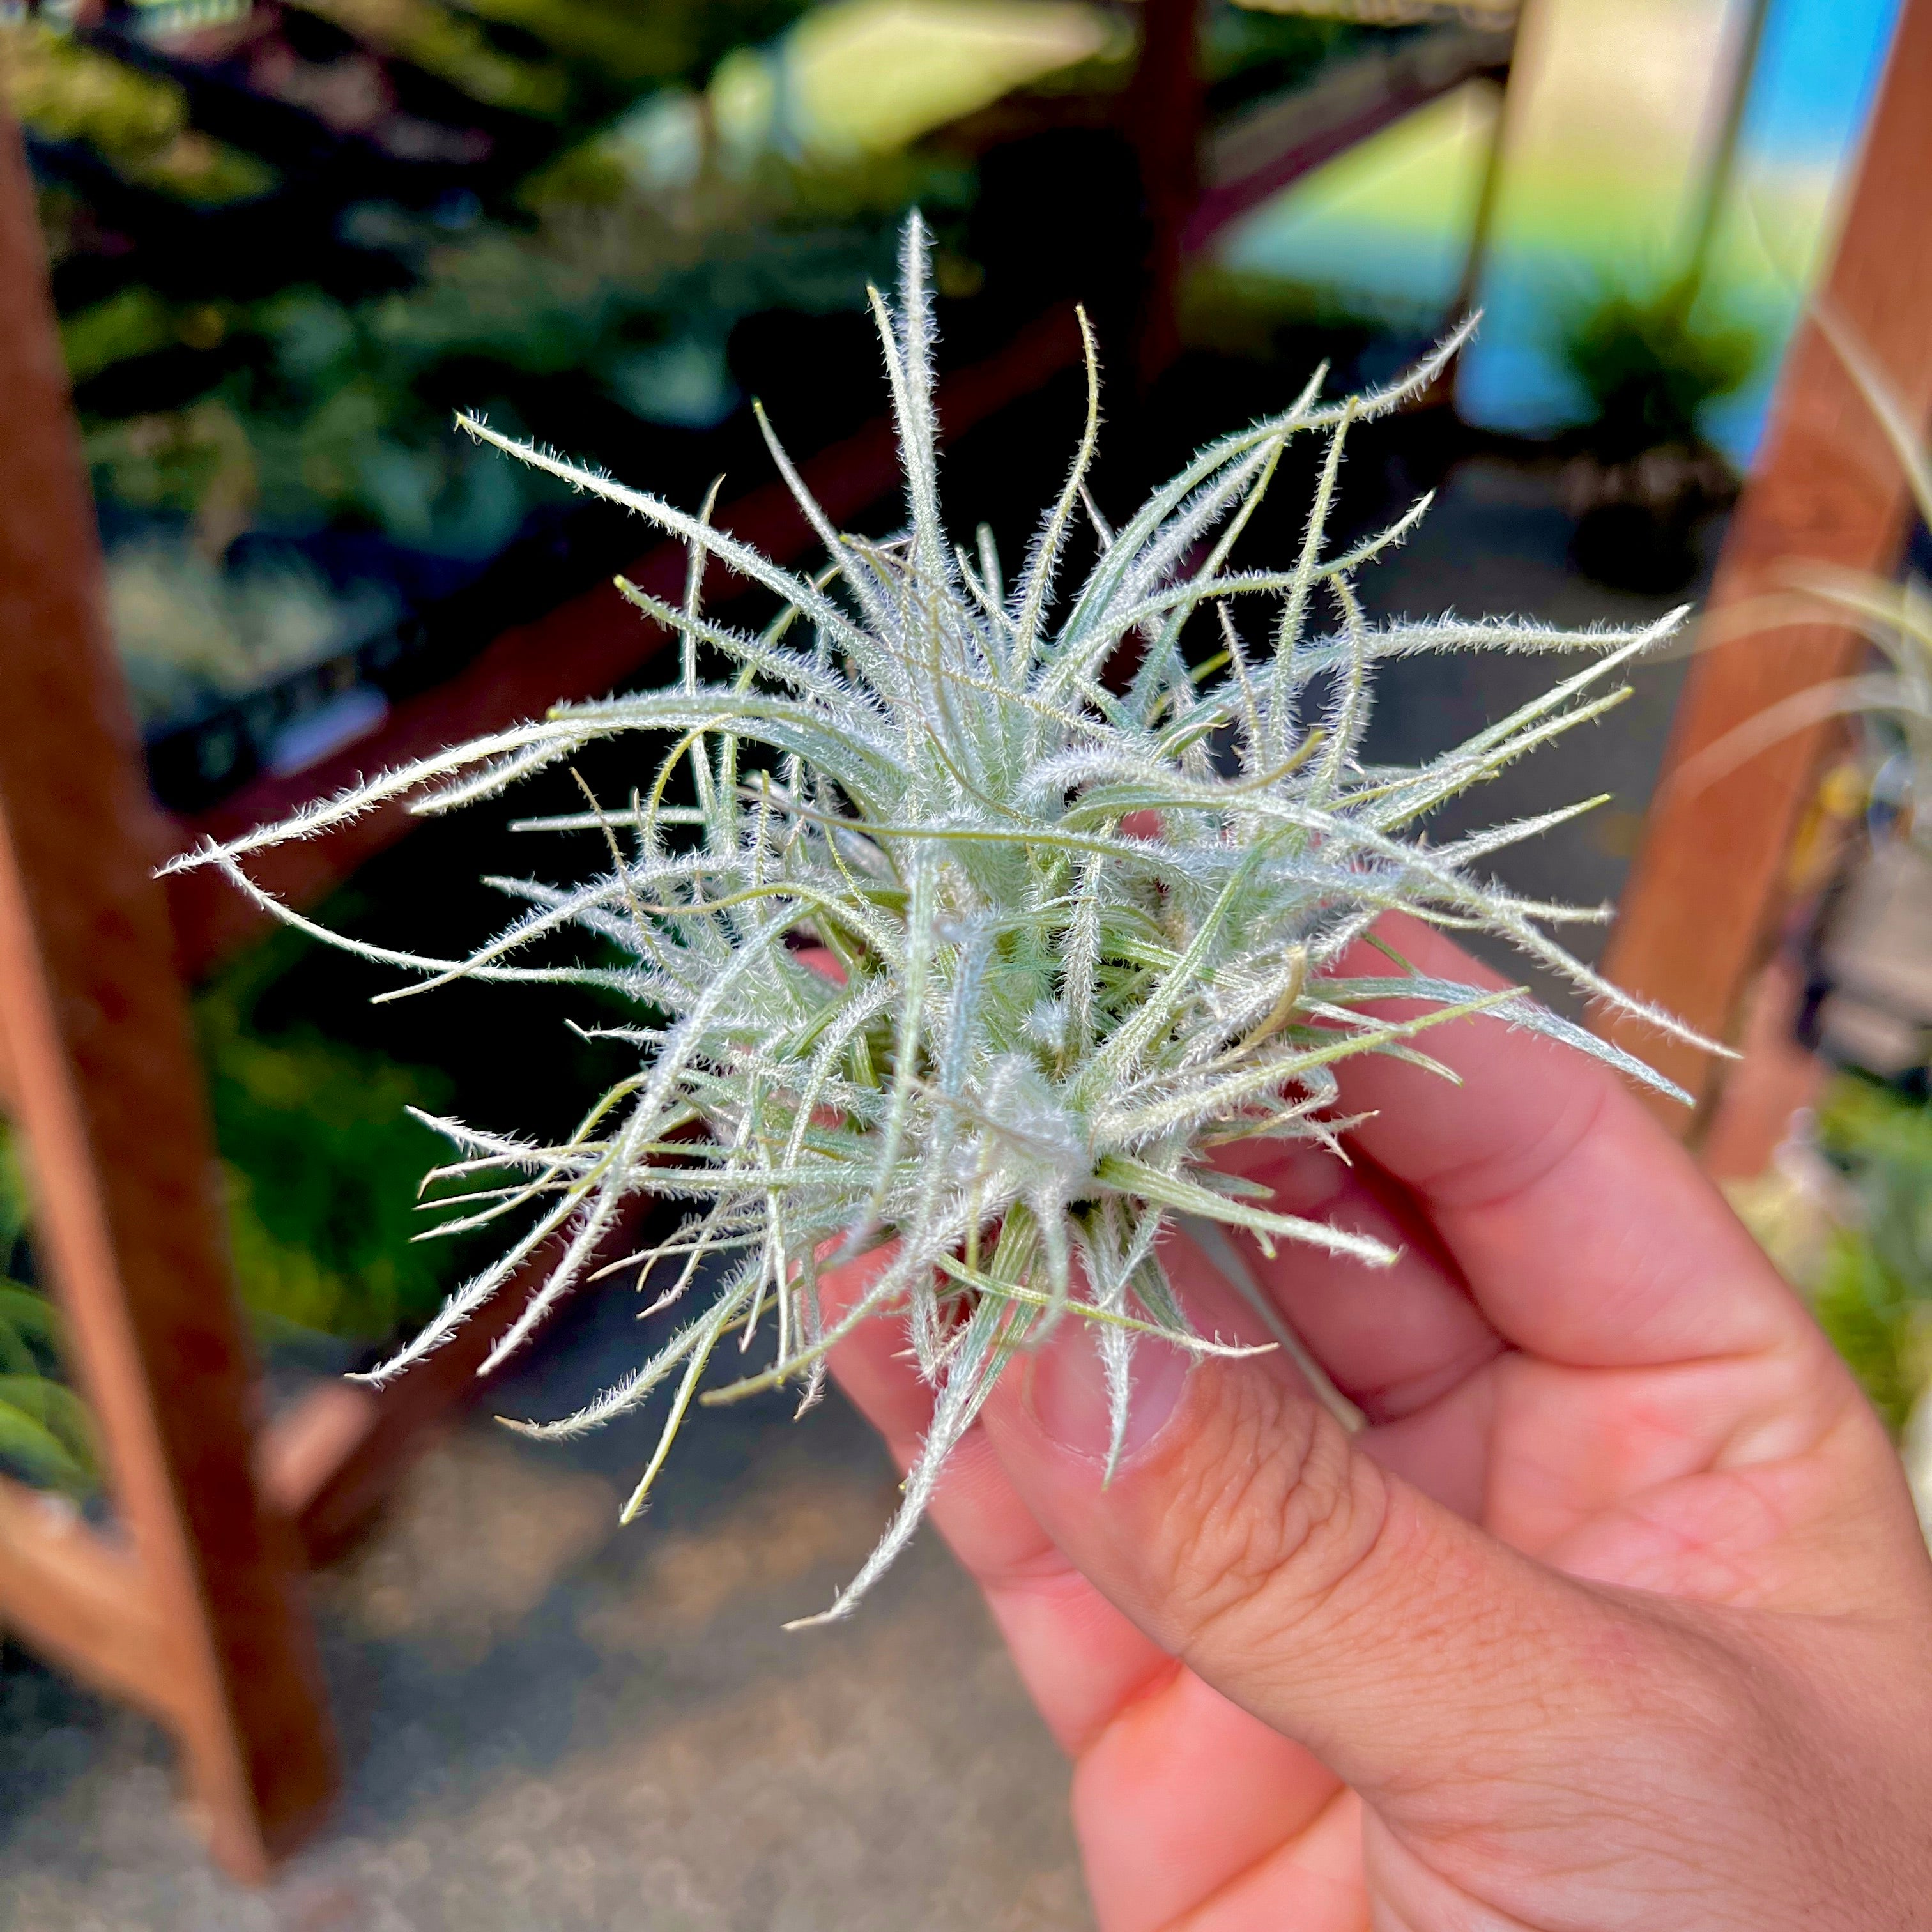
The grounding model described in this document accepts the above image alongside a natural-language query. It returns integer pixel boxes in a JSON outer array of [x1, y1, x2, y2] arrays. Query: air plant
[[167, 218, 1701, 1620]]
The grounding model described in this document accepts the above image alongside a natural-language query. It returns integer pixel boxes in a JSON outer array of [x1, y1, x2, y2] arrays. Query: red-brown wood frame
[[1600, 0, 1932, 1122], [0, 116, 335, 1880]]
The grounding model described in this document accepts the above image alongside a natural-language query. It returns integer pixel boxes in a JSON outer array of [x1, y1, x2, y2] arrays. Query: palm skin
[[821, 918, 1932, 1931]]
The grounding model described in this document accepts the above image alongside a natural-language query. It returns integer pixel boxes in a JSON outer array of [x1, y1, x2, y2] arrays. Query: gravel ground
[[2, 1373, 1089, 1932]]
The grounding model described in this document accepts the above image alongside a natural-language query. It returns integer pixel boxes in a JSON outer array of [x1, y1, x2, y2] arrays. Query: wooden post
[[1599, 0, 1932, 1117], [1125, 0, 1206, 383], [0, 115, 335, 1878]]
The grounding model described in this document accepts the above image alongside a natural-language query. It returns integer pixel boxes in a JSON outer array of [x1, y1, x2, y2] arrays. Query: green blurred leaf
[[197, 951, 463, 1343], [1556, 272, 1765, 462], [0, 1285, 58, 1376], [0, 1374, 95, 1495]]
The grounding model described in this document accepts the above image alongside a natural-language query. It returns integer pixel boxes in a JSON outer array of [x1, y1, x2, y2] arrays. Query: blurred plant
[[1733, 1078, 1932, 1438], [286, 0, 815, 118], [82, 290, 562, 558], [1556, 271, 1763, 467], [61, 284, 180, 384], [200, 931, 465, 1344], [1, 16, 275, 203], [86, 392, 261, 554], [1175, 261, 1377, 362], [170, 221, 1703, 1618], [70, 61, 962, 543], [442, 0, 812, 94], [284, 0, 569, 116], [1554, 271, 1763, 591], [0, 1132, 96, 1499], [105, 535, 397, 728], [1807, 1077, 1932, 1433], [1200, 1, 1345, 105], [81, 144, 953, 545]]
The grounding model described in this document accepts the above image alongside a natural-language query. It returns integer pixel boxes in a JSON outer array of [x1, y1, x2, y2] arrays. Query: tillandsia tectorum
[[167, 217, 1710, 1621]]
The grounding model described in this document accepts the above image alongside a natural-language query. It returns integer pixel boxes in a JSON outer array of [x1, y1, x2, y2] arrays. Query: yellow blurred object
[[1228, 0, 1516, 20], [1213, 77, 1501, 323], [0, 17, 275, 202], [785, 0, 1116, 158], [1784, 756, 1869, 894]]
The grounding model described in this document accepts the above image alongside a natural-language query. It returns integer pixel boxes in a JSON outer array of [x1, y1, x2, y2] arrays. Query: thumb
[[977, 1316, 1688, 1822]]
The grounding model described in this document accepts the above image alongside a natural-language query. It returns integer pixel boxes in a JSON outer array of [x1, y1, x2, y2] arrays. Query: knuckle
[[1147, 1363, 1388, 1655]]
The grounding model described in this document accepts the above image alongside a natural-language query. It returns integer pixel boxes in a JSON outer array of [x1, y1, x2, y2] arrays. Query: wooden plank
[[260, 1200, 653, 1567], [0, 115, 335, 1881], [1126, 0, 1206, 381], [1184, 24, 1514, 256], [161, 302, 1087, 979], [0, 1476, 178, 1722], [1696, 950, 1826, 1181], [1598, 0, 1932, 1115]]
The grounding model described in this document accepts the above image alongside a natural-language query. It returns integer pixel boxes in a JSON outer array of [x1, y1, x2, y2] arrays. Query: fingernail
[[1025, 1319, 1192, 1465]]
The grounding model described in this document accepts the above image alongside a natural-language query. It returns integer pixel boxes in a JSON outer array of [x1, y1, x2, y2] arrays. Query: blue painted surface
[[1221, 0, 1902, 456], [1744, 0, 1899, 160], [1471, 0, 1901, 456]]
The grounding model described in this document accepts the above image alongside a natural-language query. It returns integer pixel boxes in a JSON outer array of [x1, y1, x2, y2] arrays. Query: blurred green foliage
[[1200, 4, 1342, 98], [61, 286, 181, 385], [1556, 272, 1765, 463], [1811, 1076, 1932, 1432], [0, 1133, 97, 1499], [1, 19, 277, 204], [285, 0, 811, 121], [199, 933, 463, 1344], [82, 278, 568, 559], [1176, 261, 1377, 361], [77, 148, 953, 555], [443, 0, 813, 95]]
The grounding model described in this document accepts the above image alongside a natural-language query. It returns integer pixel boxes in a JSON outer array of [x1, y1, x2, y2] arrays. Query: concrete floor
[[0, 453, 1713, 1931], [3, 1371, 1089, 1932]]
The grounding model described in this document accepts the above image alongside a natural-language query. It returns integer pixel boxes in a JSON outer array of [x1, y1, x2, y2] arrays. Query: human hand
[[822, 915, 1932, 1931]]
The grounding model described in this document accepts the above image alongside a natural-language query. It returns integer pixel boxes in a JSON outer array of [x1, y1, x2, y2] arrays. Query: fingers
[[977, 1308, 1687, 1828], [820, 1243, 1176, 1754], [824, 1248, 1364, 1931], [1295, 914, 1807, 1370], [1072, 1670, 1351, 1932], [1202, 1143, 1502, 1425]]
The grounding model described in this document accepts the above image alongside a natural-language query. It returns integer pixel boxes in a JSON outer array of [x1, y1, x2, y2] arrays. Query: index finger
[[1304, 914, 1799, 1369]]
